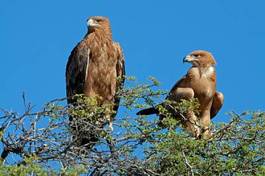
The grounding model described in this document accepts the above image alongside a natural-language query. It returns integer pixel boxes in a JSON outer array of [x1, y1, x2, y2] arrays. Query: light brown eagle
[[66, 16, 125, 145], [137, 50, 224, 139]]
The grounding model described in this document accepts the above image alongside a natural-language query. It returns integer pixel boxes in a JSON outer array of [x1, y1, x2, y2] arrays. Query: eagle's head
[[183, 50, 216, 67], [87, 16, 110, 29]]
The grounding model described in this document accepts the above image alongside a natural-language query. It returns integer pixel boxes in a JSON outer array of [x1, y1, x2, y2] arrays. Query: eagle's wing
[[210, 91, 224, 119], [66, 44, 90, 104], [137, 75, 200, 136], [166, 77, 201, 137], [166, 76, 194, 101], [137, 76, 194, 115], [113, 42, 125, 114]]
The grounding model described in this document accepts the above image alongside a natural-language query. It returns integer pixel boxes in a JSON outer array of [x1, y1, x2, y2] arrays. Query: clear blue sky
[[1, 0, 265, 122]]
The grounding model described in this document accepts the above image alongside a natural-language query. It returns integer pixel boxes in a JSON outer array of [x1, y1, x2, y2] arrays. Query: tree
[[0, 77, 264, 175]]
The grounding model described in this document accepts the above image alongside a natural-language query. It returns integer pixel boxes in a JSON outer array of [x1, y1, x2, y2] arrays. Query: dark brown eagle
[[66, 16, 125, 146], [137, 50, 224, 139]]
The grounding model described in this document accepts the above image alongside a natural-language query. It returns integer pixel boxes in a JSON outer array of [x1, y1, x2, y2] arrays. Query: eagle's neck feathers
[[200, 66, 215, 77], [189, 66, 216, 82], [87, 24, 112, 40], [199, 66, 216, 82]]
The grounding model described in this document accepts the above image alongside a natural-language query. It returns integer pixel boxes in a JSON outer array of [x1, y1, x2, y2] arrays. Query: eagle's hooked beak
[[183, 55, 196, 63], [87, 19, 100, 27]]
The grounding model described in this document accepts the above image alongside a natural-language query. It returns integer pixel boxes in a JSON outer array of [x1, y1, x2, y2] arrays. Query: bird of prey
[[66, 16, 125, 146], [137, 50, 224, 139]]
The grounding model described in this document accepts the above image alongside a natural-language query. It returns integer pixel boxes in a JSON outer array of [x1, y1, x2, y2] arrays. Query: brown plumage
[[137, 50, 224, 139], [66, 16, 125, 145]]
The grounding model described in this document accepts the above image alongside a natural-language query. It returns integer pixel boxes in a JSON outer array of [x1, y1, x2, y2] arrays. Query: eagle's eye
[[193, 54, 200, 58], [95, 19, 102, 22]]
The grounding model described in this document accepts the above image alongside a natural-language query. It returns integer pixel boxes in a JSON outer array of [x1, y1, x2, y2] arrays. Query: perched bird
[[66, 16, 125, 146], [137, 50, 224, 139]]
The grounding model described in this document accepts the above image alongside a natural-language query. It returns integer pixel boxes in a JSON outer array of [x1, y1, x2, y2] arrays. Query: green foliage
[[0, 77, 264, 175], [69, 94, 114, 124], [0, 156, 49, 176], [144, 112, 265, 175], [156, 98, 200, 129], [176, 98, 200, 116], [60, 165, 86, 176]]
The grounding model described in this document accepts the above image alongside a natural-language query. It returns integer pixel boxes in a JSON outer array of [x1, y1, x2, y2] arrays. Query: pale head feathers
[[183, 50, 216, 67], [87, 16, 110, 29], [86, 16, 112, 37]]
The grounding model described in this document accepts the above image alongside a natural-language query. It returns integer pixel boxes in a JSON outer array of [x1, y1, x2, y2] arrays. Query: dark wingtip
[[136, 110, 144, 115], [136, 107, 158, 116]]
